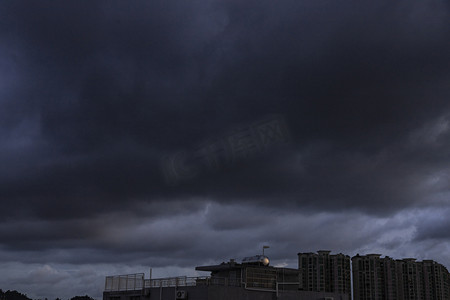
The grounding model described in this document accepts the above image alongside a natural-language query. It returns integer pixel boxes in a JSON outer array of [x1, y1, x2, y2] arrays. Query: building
[[421, 259, 450, 300], [103, 250, 448, 300], [297, 251, 351, 296], [352, 254, 385, 299], [103, 254, 350, 300], [352, 254, 450, 300]]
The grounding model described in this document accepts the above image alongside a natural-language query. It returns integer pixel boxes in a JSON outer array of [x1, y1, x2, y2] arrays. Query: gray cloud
[[0, 0, 449, 298], [1, 204, 449, 299]]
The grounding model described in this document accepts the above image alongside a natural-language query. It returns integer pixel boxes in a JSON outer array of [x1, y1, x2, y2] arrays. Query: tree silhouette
[[0, 290, 32, 300]]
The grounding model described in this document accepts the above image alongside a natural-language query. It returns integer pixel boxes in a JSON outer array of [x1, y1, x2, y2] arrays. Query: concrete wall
[[149, 286, 208, 300], [104, 286, 208, 300], [104, 286, 350, 300], [207, 286, 275, 300], [277, 290, 350, 300]]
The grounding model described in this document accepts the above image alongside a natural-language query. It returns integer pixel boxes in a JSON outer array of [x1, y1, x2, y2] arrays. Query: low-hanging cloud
[[0, 0, 449, 298]]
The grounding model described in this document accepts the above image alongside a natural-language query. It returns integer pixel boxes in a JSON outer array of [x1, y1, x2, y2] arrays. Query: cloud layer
[[0, 0, 449, 298]]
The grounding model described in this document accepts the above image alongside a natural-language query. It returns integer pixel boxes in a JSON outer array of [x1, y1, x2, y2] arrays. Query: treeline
[[0, 290, 30, 300], [0, 290, 95, 300]]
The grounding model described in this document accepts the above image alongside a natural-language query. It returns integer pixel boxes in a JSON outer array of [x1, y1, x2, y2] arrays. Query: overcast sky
[[1, 0, 450, 299]]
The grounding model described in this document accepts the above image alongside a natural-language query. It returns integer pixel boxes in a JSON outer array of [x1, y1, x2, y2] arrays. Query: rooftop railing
[[104, 273, 145, 291], [104, 274, 303, 292], [144, 276, 212, 288], [105, 275, 244, 292]]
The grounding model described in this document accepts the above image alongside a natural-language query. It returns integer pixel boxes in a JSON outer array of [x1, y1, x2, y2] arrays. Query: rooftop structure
[[103, 254, 350, 300]]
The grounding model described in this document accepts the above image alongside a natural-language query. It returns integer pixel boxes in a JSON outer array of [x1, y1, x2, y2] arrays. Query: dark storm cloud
[[1, 0, 449, 221], [0, 0, 450, 297]]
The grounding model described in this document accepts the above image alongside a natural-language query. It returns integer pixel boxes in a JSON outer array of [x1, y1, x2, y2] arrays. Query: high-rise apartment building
[[352, 254, 450, 300], [298, 250, 351, 296], [421, 259, 450, 300], [352, 254, 385, 299]]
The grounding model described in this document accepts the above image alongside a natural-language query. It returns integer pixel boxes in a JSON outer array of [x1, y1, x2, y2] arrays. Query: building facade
[[104, 255, 350, 300], [102, 251, 448, 300], [297, 250, 351, 296], [352, 254, 450, 300]]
